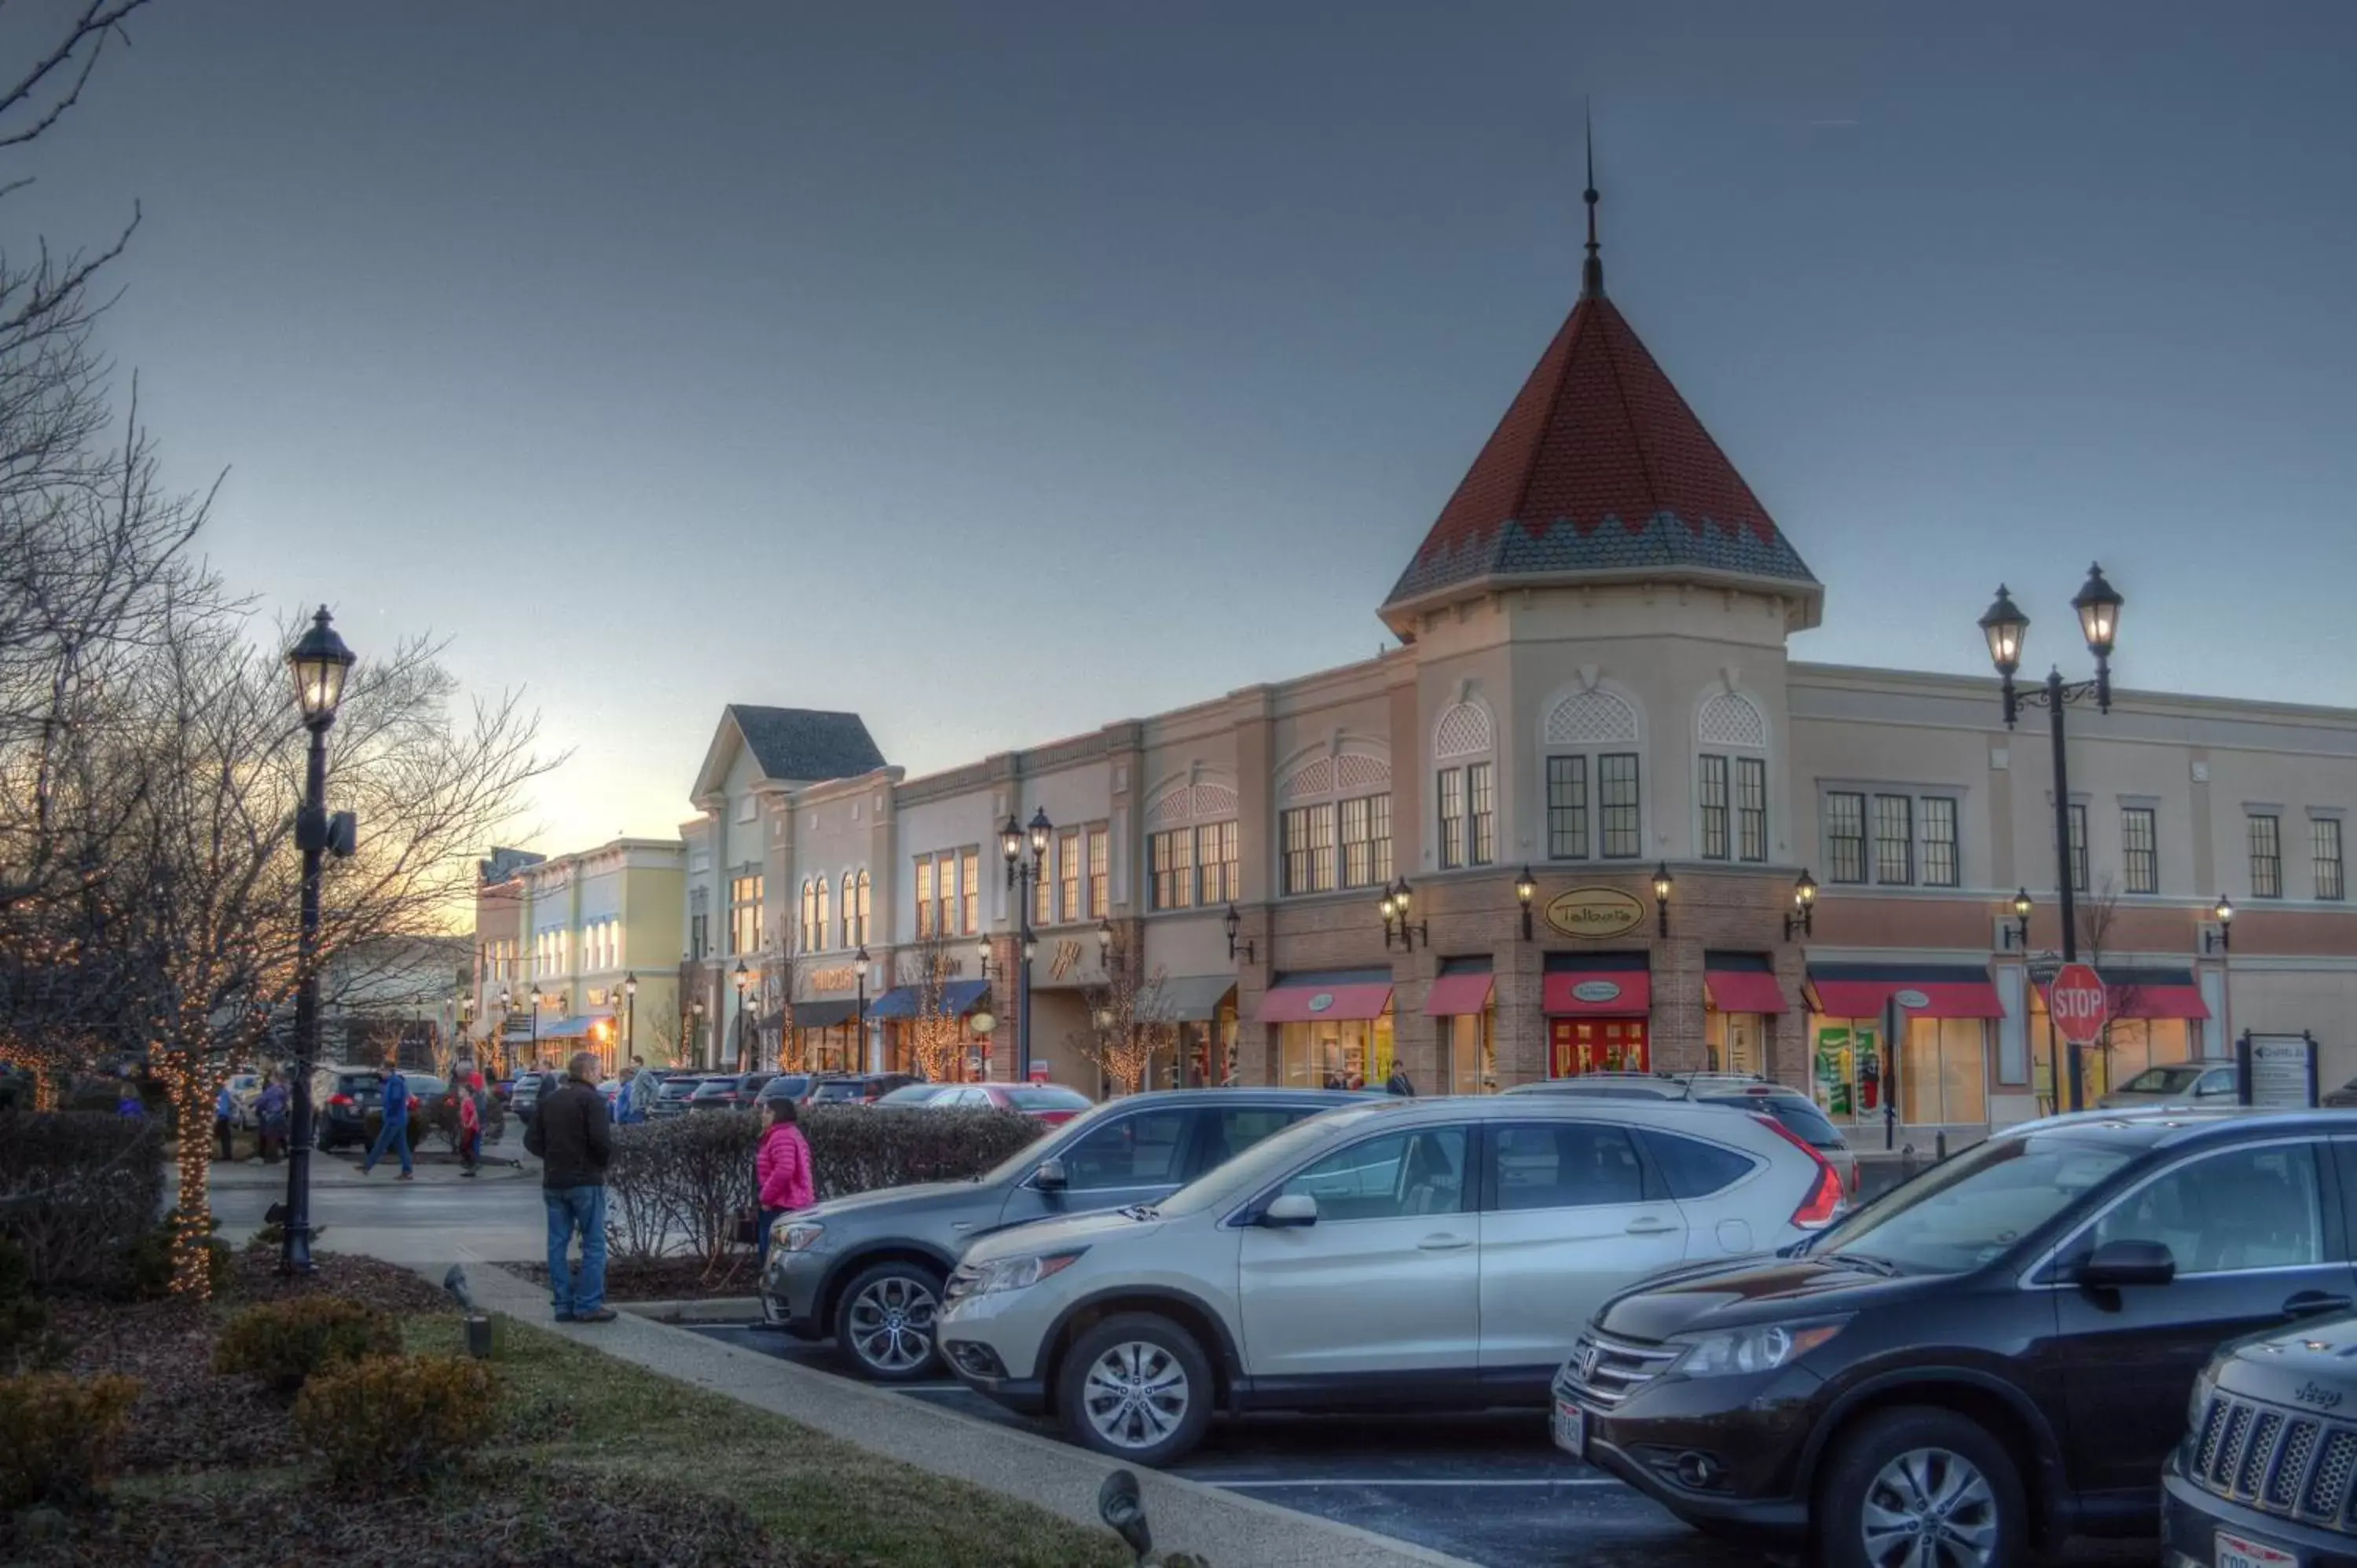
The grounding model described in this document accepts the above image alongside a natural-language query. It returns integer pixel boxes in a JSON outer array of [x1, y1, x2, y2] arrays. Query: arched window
[[814, 877, 833, 952], [1432, 702, 1495, 869], [1277, 751, 1392, 895], [1540, 687, 1644, 861], [838, 873, 854, 949], [1695, 690, 1769, 863], [799, 880, 819, 953], [1145, 777, 1241, 910], [853, 870, 871, 947]]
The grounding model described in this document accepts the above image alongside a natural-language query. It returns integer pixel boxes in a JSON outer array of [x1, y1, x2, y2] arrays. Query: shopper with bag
[[753, 1096, 815, 1273]]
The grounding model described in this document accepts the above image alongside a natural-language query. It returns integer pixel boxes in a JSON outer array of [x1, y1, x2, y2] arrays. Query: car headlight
[[963, 1249, 1087, 1298], [778, 1221, 826, 1253], [1669, 1319, 1848, 1377]]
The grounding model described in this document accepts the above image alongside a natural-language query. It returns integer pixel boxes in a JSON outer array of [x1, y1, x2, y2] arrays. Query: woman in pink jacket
[[754, 1097, 816, 1271]]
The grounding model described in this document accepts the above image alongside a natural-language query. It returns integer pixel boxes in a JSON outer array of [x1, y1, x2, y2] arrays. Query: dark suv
[[2165, 1311, 2357, 1568], [1556, 1108, 2357, 1566]]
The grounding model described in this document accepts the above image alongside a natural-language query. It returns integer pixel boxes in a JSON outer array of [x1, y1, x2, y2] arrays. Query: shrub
[[0, 1372, 140, 1509], [292, 1353, 494, 1486], [0, 1239, 46, 1364], [0, 1112, 166, 1293], [212, 1295, 401, 1396]]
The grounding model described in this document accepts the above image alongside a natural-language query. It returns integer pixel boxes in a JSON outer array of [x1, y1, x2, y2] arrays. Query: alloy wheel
[[1080, 1340, 1190, 1451], [844, 1276, 937, 1373], [1860, 1445, 2000, 1568]]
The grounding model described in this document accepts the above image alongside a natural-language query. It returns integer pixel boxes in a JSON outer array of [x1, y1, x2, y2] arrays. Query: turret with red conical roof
[[1381, 136, 1820, 639]]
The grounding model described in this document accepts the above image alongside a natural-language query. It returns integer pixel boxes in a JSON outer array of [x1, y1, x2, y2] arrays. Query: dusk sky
[[16, 2, 2357, 855]]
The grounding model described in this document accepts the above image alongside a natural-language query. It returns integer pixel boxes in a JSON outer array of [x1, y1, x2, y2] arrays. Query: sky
[[9, 1, 2357, 853]]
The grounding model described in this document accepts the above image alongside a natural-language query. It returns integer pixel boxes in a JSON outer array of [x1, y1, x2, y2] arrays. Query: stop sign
[[2049, 963, 2110, 1047]]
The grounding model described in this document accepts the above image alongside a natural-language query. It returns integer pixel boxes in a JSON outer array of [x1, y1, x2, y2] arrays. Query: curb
[[618, 1296, 761, 1324]]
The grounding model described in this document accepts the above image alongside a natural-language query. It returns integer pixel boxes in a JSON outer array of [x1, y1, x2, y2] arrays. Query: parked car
[[763, 1087, 1363, 1382], [1555, 1106, 2357, 1565], [753, 1072, 818, 1105], [927, 1083, 1092, 1125], [2165, 1309, 2357, 1568], [311, 1065, 438, 1152], [1508, 1073, 1859, 1195], [2099, 1059, 2239, 1110], [649, 1073, 709, 1119], [806, 1072, 920, 1106], [939, 1094, 1843, 1464], [508, 1068, 555, 1125], [871, 1083, 955, 1109], [2326, 1075, 2357, 1111], [688, 1072, 775, 1112]]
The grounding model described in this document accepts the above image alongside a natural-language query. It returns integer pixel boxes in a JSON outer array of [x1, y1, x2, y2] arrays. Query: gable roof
[[1382, 288, 1819, 627], [726, 705, 886, 784]]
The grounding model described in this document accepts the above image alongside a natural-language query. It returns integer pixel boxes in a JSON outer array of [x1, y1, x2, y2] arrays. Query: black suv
[[2165, 1312, 2357, 1568], [1556, 1108, 2357, 1567]]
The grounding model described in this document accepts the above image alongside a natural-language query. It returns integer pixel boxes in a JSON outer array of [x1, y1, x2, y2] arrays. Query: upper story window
[[962, 848, 981, 934], [1277, 751, 1391, 897], [851, 869, 871, 946], [1543, 687, 1642, 862], [1824, 789, 1959, 888], [937, 850, 958, 936], [1085, 829, 1109, 921], [914, 856, 936, 937], [1696, 691, 1769, 864], [1146, 780, 1241, 913], [815, 877, 833, 951], [2121, 806, 2157, 895], [1433, 701, 1493, 872], [728, 873, 763, 954], [1438, 768, 1466, 869], [2315, 817, 2346, 903], [1058, 830, 1082, 923], [688, 887, 709, 961], [2067, 803, 2090, 894], [2249, 813, 2283, 899]]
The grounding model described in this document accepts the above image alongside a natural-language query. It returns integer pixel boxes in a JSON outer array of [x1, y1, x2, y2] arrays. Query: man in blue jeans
[[360, 1063, 414, 1180], [523, 1052, 614, 1323]]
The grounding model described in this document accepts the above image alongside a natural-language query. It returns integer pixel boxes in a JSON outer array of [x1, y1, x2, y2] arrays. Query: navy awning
[[867, 980, 990, 1021], [792, 999, 861, 1029]]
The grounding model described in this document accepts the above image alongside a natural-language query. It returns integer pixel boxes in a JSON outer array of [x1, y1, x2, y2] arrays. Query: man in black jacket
[[524, 1051, 615, 1323]]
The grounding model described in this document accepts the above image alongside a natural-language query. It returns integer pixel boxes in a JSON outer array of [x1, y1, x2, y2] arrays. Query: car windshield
[[2121, 1065, 2205, 1094], [690, 1079, 735, 1096], [1802, 1134, 2135, 1274], [1010, 1086, 1090, 1111], [763, 1075, 812, 1098], [1149, 1101, 1409, 1218], [659, 1079, 702, 1097], [875, 1084, 946, 1106], [975, 1100, 1127, 1183], [812, 1081, 867, 1102]]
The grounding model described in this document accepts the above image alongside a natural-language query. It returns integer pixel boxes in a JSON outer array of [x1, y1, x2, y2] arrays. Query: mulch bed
[[50, 1296, 299, 1476], [513, 1255, 755, 1302], [2, 1464, 817, 1567], [225, 1246, 452, 1315]]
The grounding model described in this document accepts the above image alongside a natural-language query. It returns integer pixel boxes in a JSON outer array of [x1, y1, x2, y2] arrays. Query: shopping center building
[[667, 196, 2357, 1141]]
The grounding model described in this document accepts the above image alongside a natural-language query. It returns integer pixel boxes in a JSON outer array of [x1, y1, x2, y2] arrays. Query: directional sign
[[2049, 963, 2110, 1048]]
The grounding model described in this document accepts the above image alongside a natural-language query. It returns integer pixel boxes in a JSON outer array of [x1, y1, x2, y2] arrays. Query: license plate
[[2218, 1530, 2299, 1568], [1551, 1398, 1586, 1459]]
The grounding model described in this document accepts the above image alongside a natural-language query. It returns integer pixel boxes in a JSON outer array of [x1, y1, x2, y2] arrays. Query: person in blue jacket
[[214, 1079, 237, 1160], [361, 1061, 414, 1180]]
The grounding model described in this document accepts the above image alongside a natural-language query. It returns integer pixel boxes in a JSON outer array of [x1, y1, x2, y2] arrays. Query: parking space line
[[1210, 1477, 1623, 1489]]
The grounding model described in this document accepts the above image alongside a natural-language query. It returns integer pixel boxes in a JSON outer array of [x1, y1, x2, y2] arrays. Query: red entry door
[[1550, 1018, 1651, 1077]]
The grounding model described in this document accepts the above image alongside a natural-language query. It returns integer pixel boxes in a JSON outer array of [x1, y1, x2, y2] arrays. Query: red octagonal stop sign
[[2049, 963, 2110, 1047]]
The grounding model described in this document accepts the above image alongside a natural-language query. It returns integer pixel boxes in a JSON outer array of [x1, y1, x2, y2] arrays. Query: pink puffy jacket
[[756, 1122, 815, 1211]]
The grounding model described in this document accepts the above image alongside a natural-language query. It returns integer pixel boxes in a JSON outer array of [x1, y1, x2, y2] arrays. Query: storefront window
[[1549, 1018, 1648, 1076], [1448, 1007, 1497, 1094], [1901, 1016, 1989, 1127], [1279, 1011, 1394, 1090], [1809, 1018, 1882, 1122], [2029, 998, 2194, 1105], [1703, 1011, 1764, 1075]]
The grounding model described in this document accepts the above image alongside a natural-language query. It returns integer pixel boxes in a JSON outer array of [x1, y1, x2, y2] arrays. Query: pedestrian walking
[[256, 1073, 289, 1163], [1385, 1064, 1415, 1097], [457, 1069, 484, 1175], [625, 1056, 658, 1123], [360, 1061, 415, 1180], [612, 1064, 642, 1126], [525, 1050, 614, 1323], [214, 1079, 236, 1160], [114, 1079, 144, 1119], [754, 1095, 814, 1273]]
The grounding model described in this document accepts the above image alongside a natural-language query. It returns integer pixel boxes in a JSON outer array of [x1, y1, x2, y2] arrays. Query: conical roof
[[1382, 288, 1819, 628]]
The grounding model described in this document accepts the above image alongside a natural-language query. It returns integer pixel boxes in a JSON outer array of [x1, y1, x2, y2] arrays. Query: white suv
[[937, 1094, 1842, 1465]]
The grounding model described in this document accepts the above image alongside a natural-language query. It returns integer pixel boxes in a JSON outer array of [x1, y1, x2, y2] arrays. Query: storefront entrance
[[1550, 1017, 1649, 1076]]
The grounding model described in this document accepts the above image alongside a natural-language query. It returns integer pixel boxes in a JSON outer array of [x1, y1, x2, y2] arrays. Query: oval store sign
[[1307, 992, 1336, 1014], [1892, 988, 1932, 1010], [1569, 980, 1623, 1005], [1544, 887, 1647, 940]]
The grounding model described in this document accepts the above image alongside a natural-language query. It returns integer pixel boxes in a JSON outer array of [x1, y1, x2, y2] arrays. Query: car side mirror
[[1261, 1192, 1318, 1228], [1032, 1157, 1069, 1192], [2077, 1237, 2176, 1289]]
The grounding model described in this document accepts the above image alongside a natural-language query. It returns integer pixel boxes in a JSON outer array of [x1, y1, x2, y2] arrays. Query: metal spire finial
[[1582, 100, 1604, 299]]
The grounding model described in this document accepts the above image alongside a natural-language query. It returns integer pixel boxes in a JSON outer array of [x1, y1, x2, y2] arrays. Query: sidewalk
[[446, 1260, 1474, 1568], [210, 1146, 533, 1188]]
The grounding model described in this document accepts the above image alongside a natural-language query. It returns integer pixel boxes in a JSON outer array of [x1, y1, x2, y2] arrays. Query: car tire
[[1816, 1405, 2025, 1568], [1055, 1312, 1215, 1468], [832, 1261, 946, 1382]]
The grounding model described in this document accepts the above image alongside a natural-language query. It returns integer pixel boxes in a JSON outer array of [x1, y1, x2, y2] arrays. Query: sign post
[[2238, 1030, 2320, 1109], [2047, 963, 2109, 1112]]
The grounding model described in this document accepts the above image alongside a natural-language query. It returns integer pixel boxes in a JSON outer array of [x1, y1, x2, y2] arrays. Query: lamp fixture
[[2007, 888, 2033, 952], [1515, 866, 1537, 942], [1222, 903, 1255, 964], [1651, 863, 1673, 938], [1783, 869, 1818, 941], [2205, 896, 2233, 954], [1382, 877, 1427, 951]]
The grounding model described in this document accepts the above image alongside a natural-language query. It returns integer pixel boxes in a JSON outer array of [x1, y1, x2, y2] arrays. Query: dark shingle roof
[[727, 705, 886, 783]]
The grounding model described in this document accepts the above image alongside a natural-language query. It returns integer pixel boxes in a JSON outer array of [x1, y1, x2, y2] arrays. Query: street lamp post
[[1978, 563, 2124, 1112], [622, 973, 637, 1066], [528, 984, 541, 1070], [853, 946, 871, 1075], [2206, 896, 2234, 1063], [280, 607, 356, 1276], [732, 960, 752, 1071], [1001, 808, 1051, 1082], [688, 999, 704, 1067]]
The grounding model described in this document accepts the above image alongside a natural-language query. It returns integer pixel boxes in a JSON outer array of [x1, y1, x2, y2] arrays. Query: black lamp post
[[1222, 903, 1255, 964], [1651, 864, 1673, 938], [852, 946, 871, 1076], [1979, 562, 2123, 1111], [528, 983, 541, 1068], [1783, 870, 1817, 941], [732, 960, 752, 1071], [280, 607, 356, 1276], [1001, 808, 1051, 1081], [688, 999, 704, 1067], [2208, 896, 2234, 1063], [1380, 878, 1427, 951], [622, 973, 636, 1064], [1516, 868, 1538, 941]]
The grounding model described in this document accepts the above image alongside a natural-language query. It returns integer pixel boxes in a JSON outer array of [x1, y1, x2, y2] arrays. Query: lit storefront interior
[[1426, 957, 1497, 1094], [2029, 967, 2210, 1103], [1701, 952, 1787, 1075], [1261, 969, 1395, 1089], [867, 980, 992, 1079], [1138, 977, 1239, 1090], [1805, 965, 2005, 1128], [1541, 952, 1651, 1075], [788, 998, 863, 1074]]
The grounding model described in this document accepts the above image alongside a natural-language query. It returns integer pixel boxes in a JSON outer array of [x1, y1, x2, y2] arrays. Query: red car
[[929, 1083, 1092, 1125]]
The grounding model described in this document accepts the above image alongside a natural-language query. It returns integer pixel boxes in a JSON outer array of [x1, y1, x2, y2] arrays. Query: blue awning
[[867, 980, 990, 1021]]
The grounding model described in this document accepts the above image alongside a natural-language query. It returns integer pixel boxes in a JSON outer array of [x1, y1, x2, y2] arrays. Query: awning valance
[[1137, 975, 1237, 1024], [536, 1012, 614, 1042], [1424, 957, 1494, 1018], [867, 980, 990, 1021], [2037, 967, 2210, 1022], [1809, 964, 2003, 1020], [1541, 952, 1650, 1017], [792, 998, 861, 1029], [1705, 951, 1788, 1016], [1256, 970, 1394, 1024]]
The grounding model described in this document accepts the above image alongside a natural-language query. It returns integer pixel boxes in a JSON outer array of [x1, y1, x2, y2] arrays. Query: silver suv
[[1505, 1073, 1858, 1196], [761, 1086, 1362, 1380]]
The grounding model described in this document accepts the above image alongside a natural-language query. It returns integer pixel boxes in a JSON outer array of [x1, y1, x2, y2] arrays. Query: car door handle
[[1625, 1218, 1680, 1235], [1417, 1234, 1473, 1251], [2283, 1291, 2353, 1319]]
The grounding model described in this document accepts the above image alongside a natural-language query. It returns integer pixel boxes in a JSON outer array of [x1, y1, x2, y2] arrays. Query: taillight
[[328, 1093, 353, 1108], [1750, 1112, 1844, 1230]]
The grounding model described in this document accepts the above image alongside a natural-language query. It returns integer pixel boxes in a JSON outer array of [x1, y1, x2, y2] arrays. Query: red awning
[[2036, 979, 2211, 1022], [1813, 976, 2005, 1020], [1542, 969, 1651, 1016], [1257, 981, 1394, 1024], [1423, 973, 1494, 1017], [1706, 968, 1789, 1015]]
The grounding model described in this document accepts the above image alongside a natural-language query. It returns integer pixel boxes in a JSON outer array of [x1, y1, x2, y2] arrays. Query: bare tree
[[898, 929, 971, 1083], [2072, 876, 2146, 1089], [1071, 927, 1174, 1096]]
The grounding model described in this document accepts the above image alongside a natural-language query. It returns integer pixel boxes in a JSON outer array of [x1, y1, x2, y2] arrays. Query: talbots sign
[[1544, 887, 1647, 940]]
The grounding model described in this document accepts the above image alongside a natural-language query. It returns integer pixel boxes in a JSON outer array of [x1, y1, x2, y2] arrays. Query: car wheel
[[1816, 1406, 2025, 1568], [1056, 1313, 1214, 1468], [833, 1262, 945, 1382]]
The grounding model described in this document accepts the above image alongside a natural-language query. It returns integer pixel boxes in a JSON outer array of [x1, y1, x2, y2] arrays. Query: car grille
[[1556, 1330, 1684, 1409], [2189, 1389, 2357, 1526]]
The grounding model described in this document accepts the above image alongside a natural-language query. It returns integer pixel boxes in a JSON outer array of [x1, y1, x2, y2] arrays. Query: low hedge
[[292, 1353, 495, 1486], [801, 1104, 1051, 1197], [0, 1372, 141, 1509], [213, 1295, 402, 1397], [0, 1112, 166, 1293]]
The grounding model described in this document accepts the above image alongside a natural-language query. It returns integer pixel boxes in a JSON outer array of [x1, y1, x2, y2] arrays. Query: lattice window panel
[[1280, 758, 1333, 800], [1333, 753, 1391, 792], [1543, 689, 1639, 746], [1434, 703, 1493, 760], [1697, 691, 1768, 749]]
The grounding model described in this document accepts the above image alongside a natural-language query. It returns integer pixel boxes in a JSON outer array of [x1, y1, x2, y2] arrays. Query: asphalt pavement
[[199, 1142, 551, 1263]]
